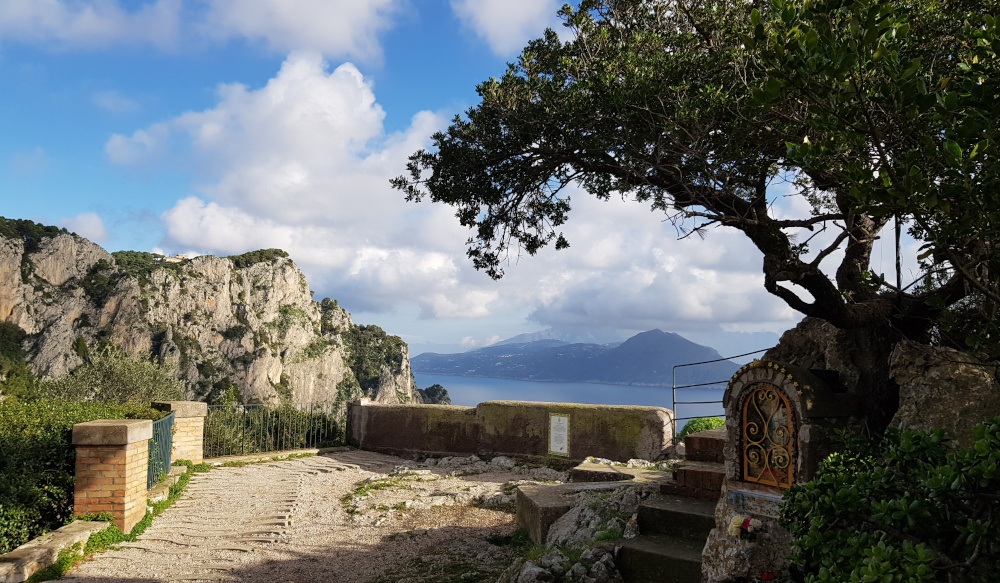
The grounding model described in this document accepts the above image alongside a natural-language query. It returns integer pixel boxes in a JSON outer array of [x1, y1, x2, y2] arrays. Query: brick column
[[153, 401, 208, 463], [72, 419, 152, 533]]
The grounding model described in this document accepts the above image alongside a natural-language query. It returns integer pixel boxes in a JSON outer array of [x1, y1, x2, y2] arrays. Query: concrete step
[[662, 460, 725, 499], [516, 481, 641, 544], [567, 462, 674, 485], [616, 533, 704, 583], [684, 428, 726, 463], [637, 495, 716, 540]]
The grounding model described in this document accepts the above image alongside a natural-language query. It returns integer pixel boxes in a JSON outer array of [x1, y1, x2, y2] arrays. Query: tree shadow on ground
[[63, 522, 519, 583]]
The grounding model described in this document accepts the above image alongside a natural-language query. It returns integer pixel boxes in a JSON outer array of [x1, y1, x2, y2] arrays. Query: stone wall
[[348, 399, 674, 461]]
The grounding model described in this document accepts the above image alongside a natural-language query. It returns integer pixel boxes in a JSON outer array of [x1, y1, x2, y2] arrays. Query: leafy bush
[[41, 345, 183, 403], [0, 399, 165, 554], [677, 416, 725, 440], [781, 418, 1000, 582], [227, 248, 289, 268]]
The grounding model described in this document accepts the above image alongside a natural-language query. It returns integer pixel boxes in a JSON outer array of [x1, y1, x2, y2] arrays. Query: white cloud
[[0, 0, 401, 59], [93, 90, 140, 113], [0, 0, 181, 48], [105, 122, 171, 165], [58, 212, 108, 242], [450, 0, 563, 56], [112, 51, 801, 344], [202, 0, 400, 62]]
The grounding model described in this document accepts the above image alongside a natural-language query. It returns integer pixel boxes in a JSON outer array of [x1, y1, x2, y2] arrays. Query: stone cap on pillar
[[153, 401, 208, 418], [72, 419, 153, 445]]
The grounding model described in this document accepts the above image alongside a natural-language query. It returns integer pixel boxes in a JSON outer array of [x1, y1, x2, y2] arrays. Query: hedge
[[0, 399, 165, 554]]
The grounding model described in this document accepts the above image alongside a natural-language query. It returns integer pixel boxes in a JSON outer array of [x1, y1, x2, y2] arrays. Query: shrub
[[781, 418, 1000, 582], [677, 416, 725, 440], [41, 345, 183, 403], [0, 399, 165, 554]]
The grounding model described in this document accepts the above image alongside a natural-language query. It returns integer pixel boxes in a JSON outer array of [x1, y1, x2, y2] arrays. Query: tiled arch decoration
[[722, 360, 858, 503]]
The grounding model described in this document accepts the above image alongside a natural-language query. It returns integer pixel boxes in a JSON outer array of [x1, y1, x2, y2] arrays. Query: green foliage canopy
[[393, 0, 1000, 348]]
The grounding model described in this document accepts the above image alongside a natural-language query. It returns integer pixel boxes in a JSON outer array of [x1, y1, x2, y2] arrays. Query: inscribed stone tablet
[[549, 413, 570, 456]]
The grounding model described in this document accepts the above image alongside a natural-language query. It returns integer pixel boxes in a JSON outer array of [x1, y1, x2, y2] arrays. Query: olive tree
[[393, 0, 1000, 420]]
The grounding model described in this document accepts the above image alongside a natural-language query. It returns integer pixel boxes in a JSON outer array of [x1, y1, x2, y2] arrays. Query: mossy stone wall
[[348, 399, 674, 461]]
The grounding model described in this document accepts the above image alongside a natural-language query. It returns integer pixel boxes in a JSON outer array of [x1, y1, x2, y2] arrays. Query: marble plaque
[[549, 413, 570, 456]]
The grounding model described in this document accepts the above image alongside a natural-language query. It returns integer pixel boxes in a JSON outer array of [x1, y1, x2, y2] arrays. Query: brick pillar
[[72, 419, 152, 533], [153, 401, 208, 463]]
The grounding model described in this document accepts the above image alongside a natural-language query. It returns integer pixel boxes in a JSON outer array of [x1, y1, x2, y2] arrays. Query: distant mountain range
[[411, 329, 741, 387]]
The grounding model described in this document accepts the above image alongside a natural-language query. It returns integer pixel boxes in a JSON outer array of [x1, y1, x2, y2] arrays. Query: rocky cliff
[[0, 218, 432, 405]]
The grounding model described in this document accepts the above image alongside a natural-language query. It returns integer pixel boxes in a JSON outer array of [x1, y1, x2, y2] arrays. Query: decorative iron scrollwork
[[742, 384, 794, 488]]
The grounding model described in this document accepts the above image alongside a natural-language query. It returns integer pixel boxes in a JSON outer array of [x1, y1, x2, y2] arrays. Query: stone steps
[[616, 533, 705, 583], [618, 429, 726, 583]]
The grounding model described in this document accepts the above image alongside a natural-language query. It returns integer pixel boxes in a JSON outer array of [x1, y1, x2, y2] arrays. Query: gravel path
[[62, 450, 564, 583]]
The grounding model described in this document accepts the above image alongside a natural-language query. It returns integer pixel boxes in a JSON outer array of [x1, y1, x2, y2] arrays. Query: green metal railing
[[147, 411, 175, 488], [203, 402, 346, 458]]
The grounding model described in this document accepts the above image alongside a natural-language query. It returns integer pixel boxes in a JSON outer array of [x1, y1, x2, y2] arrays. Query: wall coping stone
[[72, 419, 152, 445], [0, 520, 109, 583], [478, 400, 669, 412], [153, 401, 207, 418]]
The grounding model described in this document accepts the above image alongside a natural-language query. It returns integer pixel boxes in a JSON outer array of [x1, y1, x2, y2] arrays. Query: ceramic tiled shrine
[[701, 360, 858, 582]]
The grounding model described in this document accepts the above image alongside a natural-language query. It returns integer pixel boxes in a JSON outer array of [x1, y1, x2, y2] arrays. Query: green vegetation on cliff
[[0, 321, 37, 400], [227, 248, 289, 268], [0, 217, 68, 253], [343, 324, 406, 394]]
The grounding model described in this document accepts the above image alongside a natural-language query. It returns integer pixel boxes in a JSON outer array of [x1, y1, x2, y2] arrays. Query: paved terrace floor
[[63, 450, 564, 583]]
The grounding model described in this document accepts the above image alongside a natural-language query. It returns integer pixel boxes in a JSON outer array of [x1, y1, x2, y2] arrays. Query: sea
[[412, 373, 725, 430]]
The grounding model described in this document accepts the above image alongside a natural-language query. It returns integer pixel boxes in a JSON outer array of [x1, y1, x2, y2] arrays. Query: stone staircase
[[615, 428, 727, 583]]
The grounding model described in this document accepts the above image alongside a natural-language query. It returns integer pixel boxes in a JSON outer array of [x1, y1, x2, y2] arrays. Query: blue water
[[413, 373, 725, 426]]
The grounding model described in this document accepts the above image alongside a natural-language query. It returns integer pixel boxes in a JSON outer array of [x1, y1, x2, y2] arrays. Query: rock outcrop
[[890, 340, 1000, 447], [0, 220, 439, 405]]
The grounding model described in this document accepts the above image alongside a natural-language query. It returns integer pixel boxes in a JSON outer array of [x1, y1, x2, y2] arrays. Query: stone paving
[[61, 450, 528, 583], [63, 451, 402, 582]]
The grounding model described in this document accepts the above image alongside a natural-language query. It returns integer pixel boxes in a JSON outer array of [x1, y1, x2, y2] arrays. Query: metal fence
[[203, 401, 347, 458], [147, 411, 175, 489], [671, 348, 770, 439]]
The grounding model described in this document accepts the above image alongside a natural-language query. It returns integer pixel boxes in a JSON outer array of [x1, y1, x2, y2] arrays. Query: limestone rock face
[[0, 229, 432, 405], [890, 340, 1000, 447], [765, 317, 896, 428]]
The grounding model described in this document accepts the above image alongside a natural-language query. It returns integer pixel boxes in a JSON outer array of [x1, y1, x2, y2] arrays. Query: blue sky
[[0, 0, 828, 356]]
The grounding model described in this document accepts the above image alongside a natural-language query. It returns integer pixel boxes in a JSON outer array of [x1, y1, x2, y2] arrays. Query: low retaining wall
[[348, 399, 674, 461]]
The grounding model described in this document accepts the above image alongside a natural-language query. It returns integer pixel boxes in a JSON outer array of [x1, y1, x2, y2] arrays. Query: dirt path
[[62, 450, 563, 583]]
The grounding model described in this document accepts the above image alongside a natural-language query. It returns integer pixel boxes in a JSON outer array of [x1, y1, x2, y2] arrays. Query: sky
[[0, 0, 923, 357]]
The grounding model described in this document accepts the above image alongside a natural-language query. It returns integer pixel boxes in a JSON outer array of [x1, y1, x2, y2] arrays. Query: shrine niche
[[724, 360, 858, 496], [700, 359, 861, 583]]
